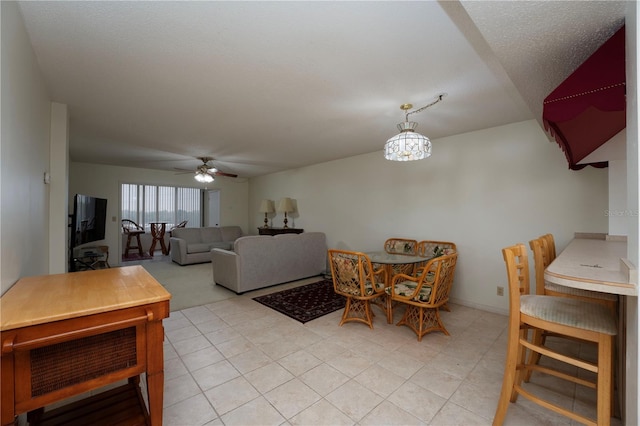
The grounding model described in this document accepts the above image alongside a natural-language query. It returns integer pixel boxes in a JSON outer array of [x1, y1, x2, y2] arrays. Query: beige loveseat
[[170, 226, 243, 265], [211, 232, 327, 294]]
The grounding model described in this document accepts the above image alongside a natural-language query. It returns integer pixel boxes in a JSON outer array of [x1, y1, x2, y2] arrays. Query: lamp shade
[[259, 199, 274, 213], [384, 121, 432, 161], [277, 197, 294, 213]]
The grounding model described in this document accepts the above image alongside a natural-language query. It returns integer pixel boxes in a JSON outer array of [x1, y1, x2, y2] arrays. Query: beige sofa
[[211, 232, 327, 294], [170, 226, 242, 265]]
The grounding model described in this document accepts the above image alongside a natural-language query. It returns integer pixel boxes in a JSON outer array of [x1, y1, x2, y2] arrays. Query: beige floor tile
[[204, 376, 260, 415], [354, 364, 406, 398], [325, 380, 384, 422], [191, 359, 241, 392], [410, 365, 463, 399], [182, 305, 221, 325], [227, 347, 273, 374], [244, 362, 295, 393], [263, 378, 322, 419], [164, 374, 203, 408], [181, 346, 225, 372], [278, 349, 323, 376], [387, 381, 446, 422], [164, 356, 189, 381], [326, 350, 375, 378], [220, 396, 286, 426], [173, 334, 214, 357], [289, 399, 355, 426], [359, 400, 422, 426], [299, 363, 350, 396], [163, 394, 218, 426], [429, 401, 490, 425], [166, 324, 203, 343]]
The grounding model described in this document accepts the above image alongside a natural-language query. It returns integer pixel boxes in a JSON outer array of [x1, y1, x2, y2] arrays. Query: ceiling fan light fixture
[[194, 171, 214, 183]]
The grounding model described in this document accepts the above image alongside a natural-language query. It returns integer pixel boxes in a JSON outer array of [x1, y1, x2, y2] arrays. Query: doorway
[[207, 190, 220, 227]]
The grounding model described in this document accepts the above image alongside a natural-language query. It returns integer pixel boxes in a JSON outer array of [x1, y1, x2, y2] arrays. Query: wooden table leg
[[1, 349, 15, 426], [146, 319, 165, 425]]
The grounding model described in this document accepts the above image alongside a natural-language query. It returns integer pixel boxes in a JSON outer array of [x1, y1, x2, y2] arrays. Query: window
[[121, 184, 202, 230]]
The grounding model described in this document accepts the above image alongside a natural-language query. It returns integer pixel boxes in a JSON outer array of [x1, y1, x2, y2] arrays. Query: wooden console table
[[0, 266, 171, 426], [258, 227, 304, 235]]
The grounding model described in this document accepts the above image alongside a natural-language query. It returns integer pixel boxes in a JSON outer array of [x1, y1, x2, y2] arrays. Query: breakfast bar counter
[[544, 236, 637, 296]]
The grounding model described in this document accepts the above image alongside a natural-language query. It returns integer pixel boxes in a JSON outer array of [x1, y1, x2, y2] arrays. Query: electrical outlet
[[497, 286, 504, 296]]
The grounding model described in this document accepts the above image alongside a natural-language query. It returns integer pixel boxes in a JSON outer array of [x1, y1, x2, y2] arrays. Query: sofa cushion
[[200, 227, 223, 242], [221, 226, 242, 242], [171, 228, 203, 244], [187, 243, 211, 254], [209, 241, 233, 250]]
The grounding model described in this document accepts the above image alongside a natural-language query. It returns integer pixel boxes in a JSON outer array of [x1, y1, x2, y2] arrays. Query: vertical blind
[[121, 183, 202, 230]]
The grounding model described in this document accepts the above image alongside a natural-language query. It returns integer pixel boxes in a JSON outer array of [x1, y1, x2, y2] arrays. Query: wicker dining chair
[[387, 252, 458, 340], [328, 249, 388, 328], [384, 238, 418, 255], [415, 240, 457, 311], [381, 238, 419, 276], [493, 243, 616, 426]]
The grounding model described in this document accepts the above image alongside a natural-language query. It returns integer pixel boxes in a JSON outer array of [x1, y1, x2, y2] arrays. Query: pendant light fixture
[[384, 93, 446, 161]]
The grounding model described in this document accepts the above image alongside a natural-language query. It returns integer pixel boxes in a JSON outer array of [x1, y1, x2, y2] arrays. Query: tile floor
[[156, 281, 623, 426]]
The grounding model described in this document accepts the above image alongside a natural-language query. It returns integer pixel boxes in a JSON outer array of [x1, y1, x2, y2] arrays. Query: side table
[[149, 222, 168, 255], [258, 228, 304, 236]]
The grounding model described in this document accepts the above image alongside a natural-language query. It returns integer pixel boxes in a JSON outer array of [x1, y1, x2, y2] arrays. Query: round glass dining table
[[365, 251, 424, 323]]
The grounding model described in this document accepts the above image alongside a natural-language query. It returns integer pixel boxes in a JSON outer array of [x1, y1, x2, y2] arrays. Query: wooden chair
[[121, 219, 145, 256], [328, 249, 388, 328], [387, 252, 458, 340], [531, 235, 618, 310], [493, 243, 617, 426]]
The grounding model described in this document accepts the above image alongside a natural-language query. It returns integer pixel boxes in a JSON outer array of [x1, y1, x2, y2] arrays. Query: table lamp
[[259, 199, 274, 228], [277, 197, 294, 229]]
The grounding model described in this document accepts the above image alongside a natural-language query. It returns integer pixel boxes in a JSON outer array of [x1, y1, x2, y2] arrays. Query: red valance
[[543, 25, 625, 170]]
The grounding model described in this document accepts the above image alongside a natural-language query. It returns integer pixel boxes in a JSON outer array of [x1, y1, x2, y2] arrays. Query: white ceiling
[[17, 1, 626, 178]]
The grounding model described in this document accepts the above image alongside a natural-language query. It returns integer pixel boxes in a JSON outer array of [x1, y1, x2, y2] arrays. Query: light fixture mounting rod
[[402, 93, 447, 121]]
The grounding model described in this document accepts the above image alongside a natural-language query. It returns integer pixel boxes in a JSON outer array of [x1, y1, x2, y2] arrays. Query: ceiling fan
[[175, 157, 238, 182]]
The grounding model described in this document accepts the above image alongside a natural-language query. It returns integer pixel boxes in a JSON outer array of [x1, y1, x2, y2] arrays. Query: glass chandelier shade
[[384, 121, 432, 161]]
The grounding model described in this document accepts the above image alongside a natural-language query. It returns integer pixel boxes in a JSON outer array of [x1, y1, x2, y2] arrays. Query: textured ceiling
[[17, 1, 626, 178]]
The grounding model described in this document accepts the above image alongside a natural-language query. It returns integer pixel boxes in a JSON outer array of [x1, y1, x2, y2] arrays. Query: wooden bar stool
[[493, 243, 617, 426], [122, 219, 145, 256]]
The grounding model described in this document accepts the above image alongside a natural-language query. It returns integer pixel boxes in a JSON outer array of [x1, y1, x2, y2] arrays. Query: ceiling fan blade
[[213, 170, 238, 178]]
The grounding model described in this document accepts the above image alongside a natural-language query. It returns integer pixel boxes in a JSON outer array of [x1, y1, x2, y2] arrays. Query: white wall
[[69, 162, 249, 267], [1, 1, 52, 295], [49, 103, 69, 273], [250, 119, 608, 314]]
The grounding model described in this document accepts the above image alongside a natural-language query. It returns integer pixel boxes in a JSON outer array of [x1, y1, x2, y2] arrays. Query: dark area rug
[[122, 253, 154, 262], [253, 279, 345, 323]]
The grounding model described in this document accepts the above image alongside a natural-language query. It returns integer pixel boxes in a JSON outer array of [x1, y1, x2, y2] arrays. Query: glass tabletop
[[365, 251, 424, 264]]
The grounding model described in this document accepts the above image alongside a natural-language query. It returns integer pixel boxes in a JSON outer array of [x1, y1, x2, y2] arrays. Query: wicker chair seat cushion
[[339, 279, 385, 297], [520, 295, 617, 335], [385, 279, 432, 302], [545, 282, 618, 301]]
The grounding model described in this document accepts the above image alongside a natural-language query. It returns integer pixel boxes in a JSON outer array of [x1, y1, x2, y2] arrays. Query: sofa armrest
[[170, 237, 188, 265], [211, 248, 241, 292]]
